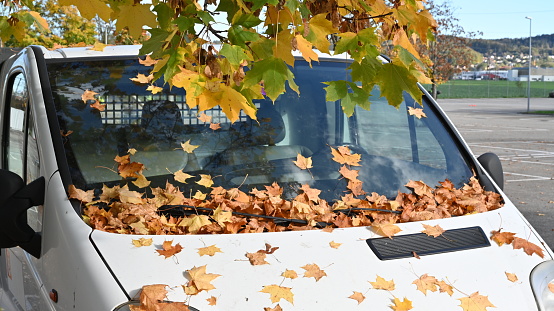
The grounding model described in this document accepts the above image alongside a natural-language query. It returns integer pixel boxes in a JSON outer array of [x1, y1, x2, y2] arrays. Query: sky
[[436, 0, 554, 39]]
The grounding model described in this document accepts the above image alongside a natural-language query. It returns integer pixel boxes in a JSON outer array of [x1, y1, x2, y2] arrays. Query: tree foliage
[[1, 0, 438, 119], [416, 0, 479, 98]]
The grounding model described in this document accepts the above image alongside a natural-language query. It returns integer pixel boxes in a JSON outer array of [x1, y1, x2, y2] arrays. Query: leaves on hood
[[184, 265, 221, 294], [156, 240, 183, 259], [348, 291, 366, 304], [413, 274, 439, 295], [505, 272, 518, 283], [197, 245, 222, 257], [458, 292, 495, 311], [390, 297, 413, 311], [370, 275, 396, 291], [421, 224, 445, 238], [301, 263, 327, 281], [132, 238, 153, 247], [260, 285, 294, 304]]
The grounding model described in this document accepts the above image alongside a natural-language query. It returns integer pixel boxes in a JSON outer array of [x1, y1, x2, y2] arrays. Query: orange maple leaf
[[329, 241, 342, 249], [209, 123, 221, 130], [369, 275, 395, 291], [301, 263, 327, 281], [68, 185, 95, 203], [339, 165, 360, 182], [512, 237, 544, 258], [390, 297, 413, 311], [437, 280, 454, 296], [206, 296, 217, 306], [263, 304, 283, 311], [348, 291, 365, 304], [156, 240, 183, 259], [81, 89, 98, 103], [281, 269, 298, 279], [330, 146, 361, 166], [260, 285, 294, 304], [458, 292, 495, 311], [405, 180, 434, 197], [505, 272, 518, 283], [490, 230, 516, 246], [139, 55, 158, 66]]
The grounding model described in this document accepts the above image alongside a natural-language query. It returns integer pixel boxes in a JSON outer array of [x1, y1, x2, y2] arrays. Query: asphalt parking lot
[[438, 97, 554, 249]]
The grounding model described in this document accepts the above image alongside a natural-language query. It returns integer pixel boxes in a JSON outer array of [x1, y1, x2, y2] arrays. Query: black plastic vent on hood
[[367, 226, 490, 260]]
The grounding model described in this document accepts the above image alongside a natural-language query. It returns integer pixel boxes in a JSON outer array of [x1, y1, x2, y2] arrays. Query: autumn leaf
[[408, 106, 426, 119], [132, 174, 151, 188], [512, 237, 544, 258], [421, 224, 445, 237], [146, 85, 163, 94], [437, 280, 454, 296], [548, 283, 554, 293], [209, 123, 221, 130], [68, 185, 95, 203], [330, 146, 361, 166], [196, 174, 214, 188], [206, 296, 217, 306], [329, 241, 342, 249], [185, 265, 221, 293], [405, 180, 433, 197], [174, 170, 194, 183], [198, 245, 222, 257], [198, 112, 212, 123], [179, 215, 212, 234], [413, 274, 439, 295], [264, 305, 283, 311], [132, 237, 153, 247], [490, 230, 516, 246], [281, 269, 298, 279], [113, 2, 157, 38], [260, 285, 294, 304], [81, 90, 98, 103], [246, 251, 269, 265], [293, 154, 313, 170], [391, 297, 413, 311], [301, 263, 327, 281], [180, 140, 199, 153], [372, 223, 401, 238], [458, 292, 495, 311], [139, 55, 158, 66], [369, 276, 395, 291], [505, 272, 518, 283], [156, 240, 183, 259], [348, 291, 365, 304]]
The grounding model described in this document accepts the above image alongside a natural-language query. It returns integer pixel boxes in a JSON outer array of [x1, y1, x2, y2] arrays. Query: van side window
[[26, 111, 40, 182], [4, 73, 28, 179]]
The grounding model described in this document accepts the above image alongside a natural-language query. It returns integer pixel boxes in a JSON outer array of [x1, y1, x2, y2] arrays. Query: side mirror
[[0, 169, 44, 258], [477, 152, 504, 191]]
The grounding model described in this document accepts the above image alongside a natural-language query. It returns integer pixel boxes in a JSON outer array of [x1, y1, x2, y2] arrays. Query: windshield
[[47, 58, 473, 201]]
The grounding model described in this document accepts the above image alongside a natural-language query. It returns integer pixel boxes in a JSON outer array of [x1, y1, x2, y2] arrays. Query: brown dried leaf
[[281, 269, 298, 279], [246, 251, 269, 265], [293, 154, 313, 170], [206, 296, 217, 306], [421, 224, 445, 237], [68, 185, 95, 203], [505, 272, 518, 283], [372, 223, 401, 238], [512, 237, 544, 258], [185, 265, 221, 293], [412, 274, 438, 295], [330, 146, 361, 166], [198, 112, 212, 123], [329, 241, 342, 249], [490, 230, 515, 246], [198, 245, 222, 257]]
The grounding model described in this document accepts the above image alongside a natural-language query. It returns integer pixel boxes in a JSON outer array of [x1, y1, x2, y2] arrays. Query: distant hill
[[470, 34, 554, 56]]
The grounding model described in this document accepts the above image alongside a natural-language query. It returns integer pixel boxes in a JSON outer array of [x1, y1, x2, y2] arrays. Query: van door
[[0, 71, 46, 310]]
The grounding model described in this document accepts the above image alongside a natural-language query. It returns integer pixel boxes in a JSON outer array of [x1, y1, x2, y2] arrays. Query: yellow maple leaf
[[408, 106, 427, 119], [293, 154, 313, 170], [185, 265, 221, 293], [206, 296, 217, 306], [130, 73, 153, 84], [146, 85, 163, 94], [260, 285, 294, 304], [281, 269, 298, 279], [348, 291, 365, 304], [132, 174, 151, 189], [174, 170, 194, 183], [198, 245, 223, 257], [139, 55, 158, 66], [196, 174, 214, 188], [193, 190, 207, 200], [212, 206, 232, 227], [458, 292, 495, 311], [295, 34, 319, 65], [329, 241, 342, 249], [197, 83, 257, 123], [59, 0, 111, 21], [505, 272, 518, 283], [179, 215, 212, 234], [89, 41, 107, 51], [372, 223, 401, 238], [273, 30, 295, 67], [180, 139, 199, 153], [113, 2, 157, 38], [421, 224, 445, 237], [369, 275, 395, 291], [132, 237, 153, 247], [412, 274, 439, 295], [391, 297, 413, 311]]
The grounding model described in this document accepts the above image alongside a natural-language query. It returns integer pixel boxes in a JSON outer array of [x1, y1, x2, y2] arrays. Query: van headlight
[[112, 301, 200, 311], [531, 260, 554, 310]]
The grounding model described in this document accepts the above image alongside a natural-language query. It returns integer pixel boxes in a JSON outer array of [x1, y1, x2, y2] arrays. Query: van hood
[[90, 203, 551, 310]]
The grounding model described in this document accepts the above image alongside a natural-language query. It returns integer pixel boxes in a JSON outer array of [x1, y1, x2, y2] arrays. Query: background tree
[[418, 0, 480, 99], [1, 0, 438, 120]]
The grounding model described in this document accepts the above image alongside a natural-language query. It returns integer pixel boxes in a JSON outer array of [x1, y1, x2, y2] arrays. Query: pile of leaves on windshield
[[72, 145, 503, 236]]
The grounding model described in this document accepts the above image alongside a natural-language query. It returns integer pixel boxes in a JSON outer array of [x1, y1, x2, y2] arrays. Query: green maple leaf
[[377, 59, 422, 108], [324, 81, 370, 116], [243, 57, 299, 102], [349, 55, 381, 89], [229, 25, 261, 48], [220, 44, 252, 68], [334, 28, 378, 62], [232, 12, 262, 28], [248, 0, 279, 11]]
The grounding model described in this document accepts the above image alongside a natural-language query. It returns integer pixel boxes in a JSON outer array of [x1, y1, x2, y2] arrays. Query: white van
[[0, 45, 553, 311]]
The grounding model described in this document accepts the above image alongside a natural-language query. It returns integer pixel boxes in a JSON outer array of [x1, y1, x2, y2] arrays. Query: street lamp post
[[525, 16, 532, 113]]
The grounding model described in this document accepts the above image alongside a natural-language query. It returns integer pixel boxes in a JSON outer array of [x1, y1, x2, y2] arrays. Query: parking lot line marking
[[468, 144, 554, 155], [505, 172, 552, 182]]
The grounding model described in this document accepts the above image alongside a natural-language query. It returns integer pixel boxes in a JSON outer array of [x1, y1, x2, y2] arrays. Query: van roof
[[39, 44, 352, 61]]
